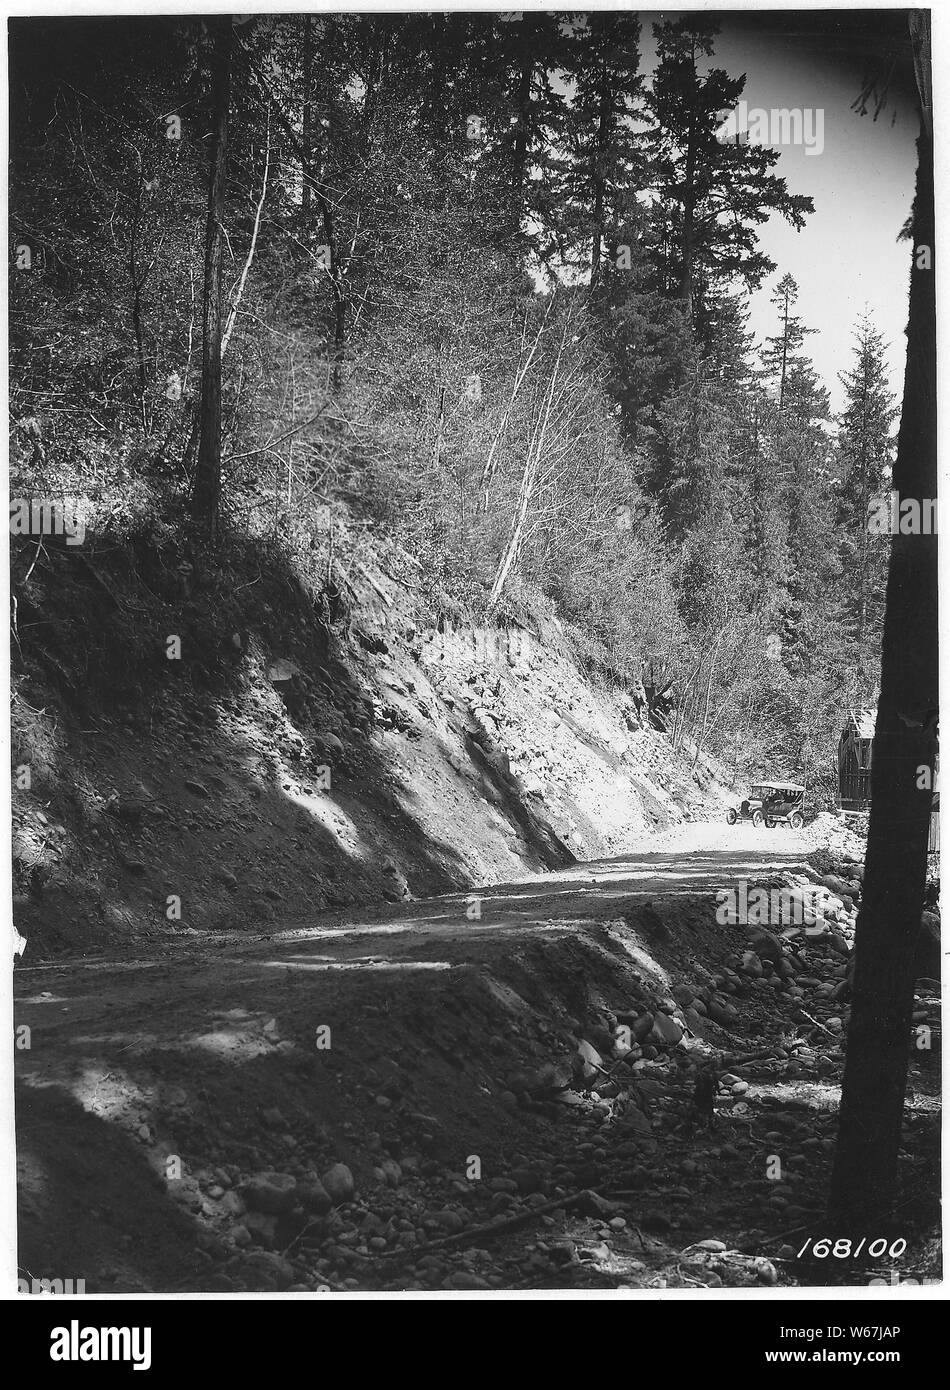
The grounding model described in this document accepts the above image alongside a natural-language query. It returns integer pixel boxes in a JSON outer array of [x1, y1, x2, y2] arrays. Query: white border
[[0, 1, 945, 1305]]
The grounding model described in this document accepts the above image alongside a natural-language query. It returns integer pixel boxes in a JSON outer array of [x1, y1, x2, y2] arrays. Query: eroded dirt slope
[[12, 524, 727, 961]]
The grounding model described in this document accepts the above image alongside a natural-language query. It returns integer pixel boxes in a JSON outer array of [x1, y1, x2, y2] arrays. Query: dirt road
[[21, 816, 932, 1296], [15, 818, 812, 1022]]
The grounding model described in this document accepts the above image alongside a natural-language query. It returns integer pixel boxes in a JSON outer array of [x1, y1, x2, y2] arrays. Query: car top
[[751, 782, 806, 794]]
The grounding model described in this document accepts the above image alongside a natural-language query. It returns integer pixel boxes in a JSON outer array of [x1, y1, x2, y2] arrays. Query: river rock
[[748, 928, 785, 965], [377, 1158, 402, 1188], [633, 1013, 655, 1041], [488, 1177, 518, 1194], [573, 1038, 603, 1085], [651, 1012, 684, 1046], [707, 998, 739, 1026], [510, 1168, 543, 1195], [434, 1208, 464, 1232], [298, 1176, 333, 1214], [321, 1163, 355, 1205], [232, 1251, 295, 1291], [239, 1172, 297, 1215], [243, 1211, 280, 1248]]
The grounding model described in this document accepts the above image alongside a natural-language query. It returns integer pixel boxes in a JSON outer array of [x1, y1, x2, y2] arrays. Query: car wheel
[[752, 810, 763, 828], [789, 811, 804, 829], [764, 818, 775, 829], [726, 808, 737, 825]]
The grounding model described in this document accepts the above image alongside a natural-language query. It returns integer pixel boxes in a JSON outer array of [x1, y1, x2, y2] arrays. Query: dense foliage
[[9, 12, 899, 797]]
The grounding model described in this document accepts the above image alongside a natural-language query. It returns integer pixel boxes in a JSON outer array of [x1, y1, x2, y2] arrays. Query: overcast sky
[[640, 9, 920, 415]]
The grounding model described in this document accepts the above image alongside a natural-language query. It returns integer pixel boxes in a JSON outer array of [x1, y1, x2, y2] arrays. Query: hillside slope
[[11, 517, 730, 960]]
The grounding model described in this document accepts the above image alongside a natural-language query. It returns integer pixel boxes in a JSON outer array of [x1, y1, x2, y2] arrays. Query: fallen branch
[[796, 1007, 838, 1038], [359, 1189, 592, 1263], [222, 405, 330, 465], [21, 534, 46, 587], [737, 1221, 811, 1254]]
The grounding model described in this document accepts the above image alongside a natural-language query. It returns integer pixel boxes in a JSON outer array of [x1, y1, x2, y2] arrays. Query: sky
[[640, 10, 921, 415]]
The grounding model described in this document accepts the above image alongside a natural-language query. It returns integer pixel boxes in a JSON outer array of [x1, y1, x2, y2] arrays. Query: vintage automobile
[[726, 781, 806, 829]]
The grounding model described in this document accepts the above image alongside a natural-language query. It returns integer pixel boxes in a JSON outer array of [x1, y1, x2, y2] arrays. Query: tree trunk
[[221, 112, 269, 361], [433, 384, 446, 468], [301, 16, 312, 219], [129, 161, 149, 434], [778, 287, 790, 411], [241, 48, 346, 395], [590, 54, 612, 287], [331, 287, 346, 394], [191, 17, 232, 543], [510, 21, 534, 232], [678, 37, 698, 317], [693, 621, 728, 766], [487, 324, 567, 611], [478, 301, 549, 513], [428, 16, 449, 149], [827, 25, 936, 1229]]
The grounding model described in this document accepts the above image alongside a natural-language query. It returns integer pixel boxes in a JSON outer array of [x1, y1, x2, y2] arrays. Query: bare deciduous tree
[[191, 16, 233, 542]]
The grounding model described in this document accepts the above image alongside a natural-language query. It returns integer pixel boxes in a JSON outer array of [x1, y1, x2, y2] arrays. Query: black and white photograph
[[5, 2, 941, 1320]]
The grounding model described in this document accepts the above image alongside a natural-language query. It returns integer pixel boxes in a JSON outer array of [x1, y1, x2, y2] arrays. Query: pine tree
[[645, 17, 813, 320], [835, 312, 899, 673], [489, 12, 572, 248], [756, 280, 837, 678], [594, 203, 693, 445], [759, 274, 816, 412], [648, 297, 758, 623], [558, 13, 644, 285], [743, 392, 791, 605]]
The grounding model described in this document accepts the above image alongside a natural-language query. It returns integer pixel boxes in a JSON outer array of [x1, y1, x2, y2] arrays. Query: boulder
[[381, 857, 411, 902]]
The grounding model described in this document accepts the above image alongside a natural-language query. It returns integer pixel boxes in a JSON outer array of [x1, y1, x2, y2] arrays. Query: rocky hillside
[[11, 518, 731, 960]]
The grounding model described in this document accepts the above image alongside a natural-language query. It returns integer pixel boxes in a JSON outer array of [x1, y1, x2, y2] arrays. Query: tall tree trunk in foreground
[[191, 17, 232, 543], [828, 13, 936, 1228]]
